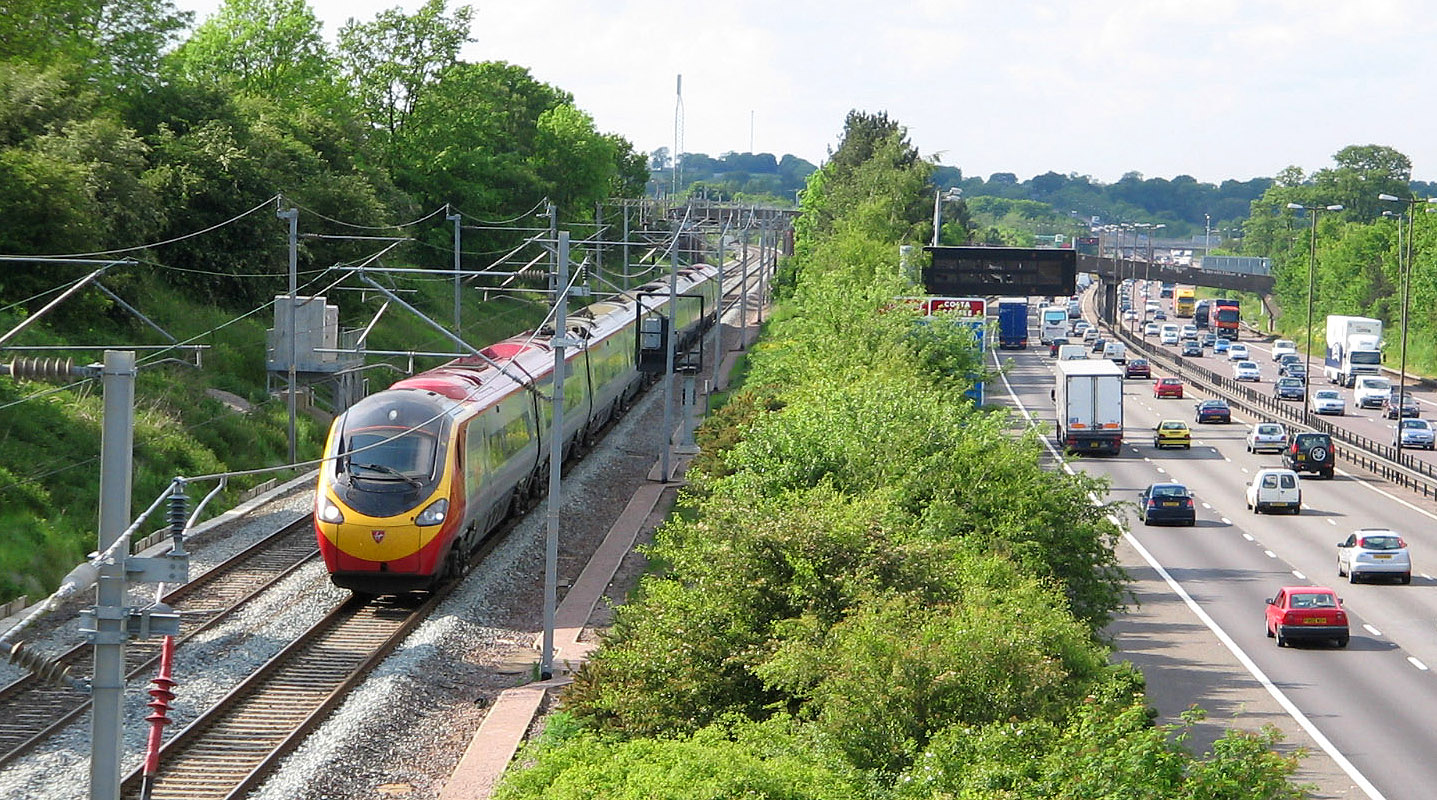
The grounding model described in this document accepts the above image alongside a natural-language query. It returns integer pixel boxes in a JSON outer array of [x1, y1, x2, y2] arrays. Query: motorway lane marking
[[1156, 467, 1166, 474], [1328, 519, 1337, 526], [1338, 464, 1437, 523], [1293, 570, 1306, 580], [996, 350, 1388, 800], [1424, 573, 1434, 581], [1364, 624, 1383, 636], [1409, 657, 1429, 671], [1201, 502, 1212, 509], [1243, 533, 1254, 541], [1265, 550, 1277, 558]]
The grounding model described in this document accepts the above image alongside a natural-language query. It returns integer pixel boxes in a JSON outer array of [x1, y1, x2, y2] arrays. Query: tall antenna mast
[[673, 74, 683, 195]]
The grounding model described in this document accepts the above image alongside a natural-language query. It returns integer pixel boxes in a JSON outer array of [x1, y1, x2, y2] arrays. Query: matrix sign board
[[900, 296, 986, 405], [923, 246, 1076, 297]]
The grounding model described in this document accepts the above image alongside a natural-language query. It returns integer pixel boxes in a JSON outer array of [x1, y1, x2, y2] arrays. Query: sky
[[172, 0, 1437, 185]]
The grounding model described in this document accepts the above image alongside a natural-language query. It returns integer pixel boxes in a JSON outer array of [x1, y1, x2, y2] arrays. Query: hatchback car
[[1273, 377, 1305, 401], [1247, 468, 1301, 514], [1072, 321, 1091, 336], [1153, 377, 1185, 398], [1233, 360, 1261, 381], [1283, 431, 1335, 479], [1271, 339, 1297, 361], [1153, 419, 1192, 450], [1125, 358, 1151, 379], [1246, 422, 1288, 454], [1227, 344, 1250, 362], [1337, 529, 1411, 584], [1138, 482, 1197, 526], [1395, 418, 1436, 450], [1382, 391, 1421, 419], [1195, 399, 1230, 423], [1181, 339, 1203, 357], [1213, 337, 1231, 354], [1265, 586, 1349, 648], [1090, 337, 1107, 353], [1309, 389, 1346, 416], [1143, 322, 1160, 337], [1082, 329, 1099, 343]]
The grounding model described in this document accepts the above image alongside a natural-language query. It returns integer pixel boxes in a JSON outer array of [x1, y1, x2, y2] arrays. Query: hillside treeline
[[493, 112, 1306, 799], [1, 0, 645, 309]]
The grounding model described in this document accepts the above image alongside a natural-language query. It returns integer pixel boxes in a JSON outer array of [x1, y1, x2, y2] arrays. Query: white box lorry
[[1323, 315, 1383, 387], [1053, 359, 1125, 455]]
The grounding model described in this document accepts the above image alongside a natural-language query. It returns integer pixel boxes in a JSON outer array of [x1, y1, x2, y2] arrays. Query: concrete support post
[[448, 207, 462, 334], [541, 231, 569, 680], [91, 349, 135, 800]]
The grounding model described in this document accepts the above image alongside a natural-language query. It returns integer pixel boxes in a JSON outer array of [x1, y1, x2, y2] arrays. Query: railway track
[[118, 592, 440, 800], [0, 518, 319, 766]]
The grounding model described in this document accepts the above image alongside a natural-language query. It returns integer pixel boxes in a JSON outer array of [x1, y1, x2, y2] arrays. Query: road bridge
[[1078, 254, 1277, 329]]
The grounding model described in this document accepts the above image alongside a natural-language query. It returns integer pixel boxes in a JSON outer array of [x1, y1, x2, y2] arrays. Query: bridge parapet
[[1078, 254, 1275, 295]]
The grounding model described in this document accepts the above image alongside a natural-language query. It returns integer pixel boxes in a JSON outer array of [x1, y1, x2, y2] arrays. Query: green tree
[[165, 0, 342, 108], [337, 0, 474, 149]]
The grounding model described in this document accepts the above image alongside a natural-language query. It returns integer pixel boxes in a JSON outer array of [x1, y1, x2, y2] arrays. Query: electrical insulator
[[6, 357, 75, 382], [4, 641, 76, 688]]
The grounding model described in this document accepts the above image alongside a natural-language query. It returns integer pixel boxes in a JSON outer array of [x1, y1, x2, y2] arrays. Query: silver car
[[1246, 422, 1288, 454], [1233, 360, 1261, 382], [1396, 418, 1436, 450], [1309, 389, 1346, 416], [1337, 529, 1411, 584]]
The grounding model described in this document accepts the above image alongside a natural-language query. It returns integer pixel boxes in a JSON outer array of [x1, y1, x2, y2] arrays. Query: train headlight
[[414, 498, 449, 526], [317, 497, 345, 524]]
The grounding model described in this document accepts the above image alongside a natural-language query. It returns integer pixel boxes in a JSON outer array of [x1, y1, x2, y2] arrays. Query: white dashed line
[[1364, 624, 1383, 637], [1328, 519, 1337, 526], [1409, 657, 1429, 672], [1156, 467, 1166, 474], [1243, 533, 1254, 541], [1221, 517, 1232, 525], [1264, 550, 1277, 558], [1292, 570, 1306, 580], [1202, 502, 1212, 509]]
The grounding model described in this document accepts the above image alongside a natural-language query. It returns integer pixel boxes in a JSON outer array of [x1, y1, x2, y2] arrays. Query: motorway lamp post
[[1286, 203, 1343, 415], [931, 187, 962, 247], [1377, 193, 1437, 457]]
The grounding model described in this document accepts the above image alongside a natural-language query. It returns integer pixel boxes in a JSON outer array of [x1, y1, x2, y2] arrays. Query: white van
[[1103, 341, 1127, 364], [1057, 344, 1088, 361], [1353, 375, 1392, 409], [1246, 468, 1302, 515], [1160, 324, 1180, 345]]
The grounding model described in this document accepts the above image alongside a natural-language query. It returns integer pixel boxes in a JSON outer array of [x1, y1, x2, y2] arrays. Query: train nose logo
[[371, 529, 386, 543]]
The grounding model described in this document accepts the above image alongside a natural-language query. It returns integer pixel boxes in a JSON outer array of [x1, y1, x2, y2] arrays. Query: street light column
[[1377, 193, 1437, 457], [1287, 203, 1343, 416]]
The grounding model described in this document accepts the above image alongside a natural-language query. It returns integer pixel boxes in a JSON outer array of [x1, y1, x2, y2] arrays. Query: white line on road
[[1328, 519, 1337, 526], [1409, 657, 1429, 672], [1265, 550, 1277, 558], [1202, 502, 1212, 509], [1364, 624, 1383, 637], [995, 353, 1386, 800], [1293, 570, 1306, 579], [1243, 533, 1254, 541]]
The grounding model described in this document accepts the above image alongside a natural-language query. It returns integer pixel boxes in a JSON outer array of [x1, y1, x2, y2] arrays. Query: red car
[[1125, 358, 1151, 379], [1153, 377, 1184, 398], [1265, 586, 1349, 648]]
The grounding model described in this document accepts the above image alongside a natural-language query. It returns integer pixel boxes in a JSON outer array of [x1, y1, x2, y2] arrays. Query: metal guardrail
[[1110, 323, 1437, 501]]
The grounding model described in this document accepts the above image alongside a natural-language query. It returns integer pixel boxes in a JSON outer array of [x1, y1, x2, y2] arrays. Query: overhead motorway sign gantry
[[923, 246, 1076, 298]]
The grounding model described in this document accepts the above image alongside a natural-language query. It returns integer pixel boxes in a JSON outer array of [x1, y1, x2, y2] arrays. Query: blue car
[[1273, 377, 1305, 401], [1214, 337, 1231, 354], [1139, 482, 1197, 526], [1196, 399, 1231, 424]]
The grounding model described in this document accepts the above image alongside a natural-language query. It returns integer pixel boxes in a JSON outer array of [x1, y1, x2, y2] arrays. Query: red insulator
[[140, 636, 177, 798]]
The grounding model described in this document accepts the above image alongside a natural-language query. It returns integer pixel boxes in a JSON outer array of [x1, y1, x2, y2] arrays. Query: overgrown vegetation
[[494, 112, 1307, 799]]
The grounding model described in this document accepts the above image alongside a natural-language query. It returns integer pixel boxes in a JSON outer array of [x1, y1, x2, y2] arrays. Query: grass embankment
[[0, 272, 546, 604]]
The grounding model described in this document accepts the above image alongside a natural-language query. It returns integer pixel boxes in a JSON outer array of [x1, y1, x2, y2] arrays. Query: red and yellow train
[[314, 264, 721, 593]]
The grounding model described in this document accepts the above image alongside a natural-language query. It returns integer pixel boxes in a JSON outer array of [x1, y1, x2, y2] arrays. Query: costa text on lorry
[[1324, 315, 1383, 387]]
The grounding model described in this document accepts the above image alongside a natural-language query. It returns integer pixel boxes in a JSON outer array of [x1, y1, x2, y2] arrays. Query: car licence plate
[[1374, 554, 1392, 559], [1162, 502, 1179, 507], [1303, 617, 1325, 624], [1270, 502, 1288, 507]]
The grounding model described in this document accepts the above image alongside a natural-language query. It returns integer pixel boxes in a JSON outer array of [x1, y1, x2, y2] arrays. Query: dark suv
[[1283, 431, 1335, 479]]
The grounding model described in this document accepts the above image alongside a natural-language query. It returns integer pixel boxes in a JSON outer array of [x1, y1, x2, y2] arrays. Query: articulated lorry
[[997, 297, 1029, 349], [1324, 315, 1383, 387], [1053, 359, 1125, 455]]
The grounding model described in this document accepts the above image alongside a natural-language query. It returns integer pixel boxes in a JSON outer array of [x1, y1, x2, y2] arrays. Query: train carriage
[[314, 264, 720, 594]]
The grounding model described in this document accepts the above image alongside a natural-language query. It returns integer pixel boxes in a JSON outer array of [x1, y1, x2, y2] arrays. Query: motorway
[[992, 297, 1437, 800]]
